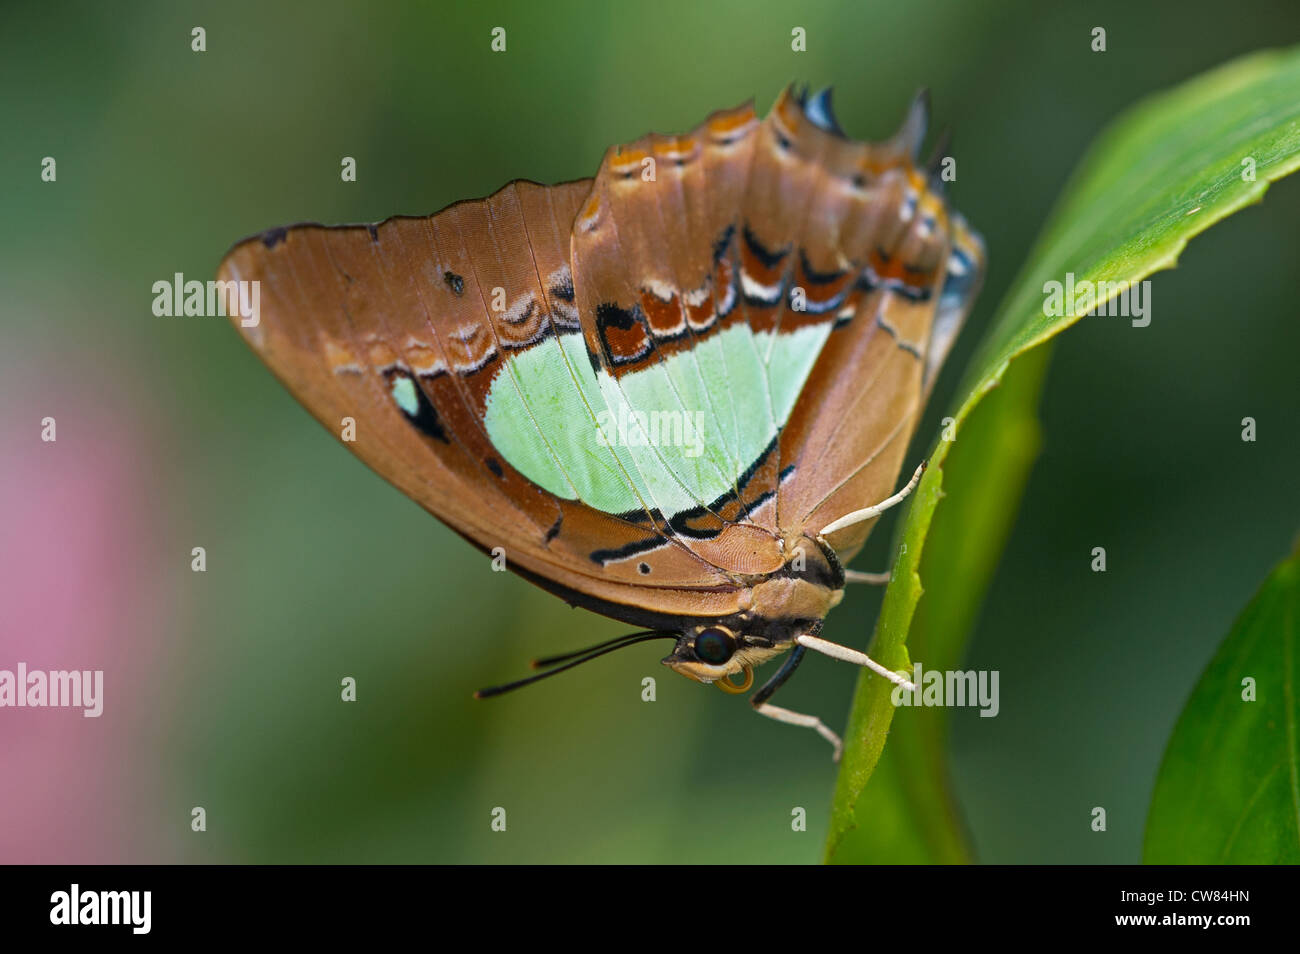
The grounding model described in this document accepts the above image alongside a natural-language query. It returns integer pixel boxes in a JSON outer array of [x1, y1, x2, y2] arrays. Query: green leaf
[[1144, 545, 1300, 863], [825, 46, 1300, 862], [827, 346, 1048, 864]]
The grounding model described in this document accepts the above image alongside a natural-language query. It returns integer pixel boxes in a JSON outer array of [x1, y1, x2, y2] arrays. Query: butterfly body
[[220, 86, 984, 754], [660, 536, 845, 683]]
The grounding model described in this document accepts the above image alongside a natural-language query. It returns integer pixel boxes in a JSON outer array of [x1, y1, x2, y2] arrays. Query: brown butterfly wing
[[780, 205, 985, 560], [219, 90, 984, 630], [219, 181, 747, 630]]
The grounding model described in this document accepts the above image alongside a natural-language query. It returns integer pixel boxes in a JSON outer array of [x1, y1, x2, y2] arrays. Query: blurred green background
[[3, 0, 1298, 863]]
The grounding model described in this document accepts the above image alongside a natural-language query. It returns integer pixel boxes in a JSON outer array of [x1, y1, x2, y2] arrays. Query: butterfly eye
[[694, 627, 737, 665]]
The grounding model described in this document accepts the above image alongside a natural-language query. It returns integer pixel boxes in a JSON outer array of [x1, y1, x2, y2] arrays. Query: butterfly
[[219, 85, 984, 759]]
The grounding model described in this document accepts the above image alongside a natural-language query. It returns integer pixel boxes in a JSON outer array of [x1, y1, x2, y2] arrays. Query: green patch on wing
[[390, 376, 419, 417], [483, 324, 829, 517]]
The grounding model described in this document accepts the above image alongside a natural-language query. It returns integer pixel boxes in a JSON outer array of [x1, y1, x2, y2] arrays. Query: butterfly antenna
[[474, 631, 677, 699], [530, 629, 669, 669]]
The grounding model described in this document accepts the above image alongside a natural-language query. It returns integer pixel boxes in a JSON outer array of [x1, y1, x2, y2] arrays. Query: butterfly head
[[661, 624, 794, 693], [476, 541, 842, 700], [661, 543, 845, 690]]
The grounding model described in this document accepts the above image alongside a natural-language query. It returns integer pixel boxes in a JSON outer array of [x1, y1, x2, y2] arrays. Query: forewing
[[218, 181, 746, 628]]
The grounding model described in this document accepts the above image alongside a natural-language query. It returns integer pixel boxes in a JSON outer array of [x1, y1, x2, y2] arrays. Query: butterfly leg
[[843, 569, 891, 585], [815, 460, 926, 538], [750, 646, 843, 760], [795, 633, 916, 692]]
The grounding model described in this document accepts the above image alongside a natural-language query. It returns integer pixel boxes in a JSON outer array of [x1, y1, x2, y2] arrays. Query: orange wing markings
[[588, 132, 743, 516], [575, 150, 743, 534], [643, 128, 751, 519], [690, 102, 785, 531], [749, 89, 849, 535], [504, 180, 743, 582], [514, 182, 754, 582]]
